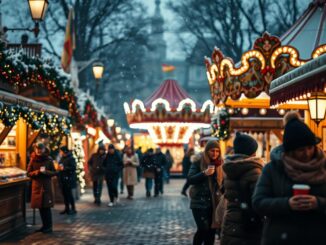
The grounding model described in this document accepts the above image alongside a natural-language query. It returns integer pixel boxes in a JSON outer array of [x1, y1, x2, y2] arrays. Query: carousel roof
[[144, 79, 201, 109], [281, 0, 326, 59]]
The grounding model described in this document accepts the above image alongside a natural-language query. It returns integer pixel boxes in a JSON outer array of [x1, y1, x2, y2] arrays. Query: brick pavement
[[1, 179, 220, 245]]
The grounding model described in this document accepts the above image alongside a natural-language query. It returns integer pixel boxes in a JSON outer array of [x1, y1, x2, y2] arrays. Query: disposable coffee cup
[[40, 166, 45, 172], [292, 184, 310, 196]]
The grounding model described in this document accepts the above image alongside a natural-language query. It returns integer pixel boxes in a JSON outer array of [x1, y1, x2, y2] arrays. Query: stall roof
[[0, 90, 69, 116], [281, 0, 326, 59], [270, 53, 326, 105], [144, 79, 201, 109]]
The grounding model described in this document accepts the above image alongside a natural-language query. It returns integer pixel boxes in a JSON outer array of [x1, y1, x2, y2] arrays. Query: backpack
[[236, 181, 262, 231]]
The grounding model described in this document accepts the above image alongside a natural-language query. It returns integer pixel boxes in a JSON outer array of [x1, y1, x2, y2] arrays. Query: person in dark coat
[[103, 144, 123, 206], [58, 146, 77, 215], [136, 147, 143, 182], [188, 140, 224, 245], [153, 147, 167, 197], [252, 111, 326, 245], [88, 145, 106, 205], [27, 143, 56, 233], [181, 148, 194, 196], [141, 148, 155, 197], [164, 149, 174, 184], [221, 132, 264, 245]]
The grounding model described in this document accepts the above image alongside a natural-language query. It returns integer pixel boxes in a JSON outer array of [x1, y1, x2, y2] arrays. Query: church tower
[[147, 0, 167, 84]]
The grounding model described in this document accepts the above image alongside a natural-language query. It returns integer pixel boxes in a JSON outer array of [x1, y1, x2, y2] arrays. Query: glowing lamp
[[116, 127, 121, 134], [92, 62, 104, 79], [28, 0, 49, 21], [107, 119, 115, 127], [307, 93, 326, 125]]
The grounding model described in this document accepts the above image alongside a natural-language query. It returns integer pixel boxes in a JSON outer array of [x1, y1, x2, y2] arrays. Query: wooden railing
[[6, 43, 42, 57]]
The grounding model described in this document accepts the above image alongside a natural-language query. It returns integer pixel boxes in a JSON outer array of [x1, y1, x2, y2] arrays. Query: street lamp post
[[92, 62, 104, 93], [307, 93, 326, 126], [3, 0, 49, 38]]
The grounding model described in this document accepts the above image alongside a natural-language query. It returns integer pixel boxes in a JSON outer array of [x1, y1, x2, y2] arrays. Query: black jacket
[[221, 154, 263, 245], [103, 151, 123, 177], [58, 152, 77, 188], [88, 152, 106, 181], [252, 145, 326, 245], [182, 155, 191, 177], [153, 152, 167, 171], [188, 155, 220, 209]]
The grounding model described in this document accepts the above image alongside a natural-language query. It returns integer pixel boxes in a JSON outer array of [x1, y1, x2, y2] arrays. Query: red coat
[[27, 154, 57, 209]]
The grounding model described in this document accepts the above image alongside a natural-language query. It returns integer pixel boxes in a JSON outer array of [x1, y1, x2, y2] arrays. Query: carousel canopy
[[270, 0, 326, 107], [124, 79, 212, 145], [281, 0, 326, 59], [144, 79, 201, 110]]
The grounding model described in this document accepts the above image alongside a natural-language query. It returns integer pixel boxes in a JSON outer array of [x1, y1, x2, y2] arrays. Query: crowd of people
[[186, 111, 326, 245], [26, 111, 326, 244]]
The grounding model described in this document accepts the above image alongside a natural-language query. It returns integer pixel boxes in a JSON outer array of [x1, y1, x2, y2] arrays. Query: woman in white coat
[[123, 147, 140, 199]]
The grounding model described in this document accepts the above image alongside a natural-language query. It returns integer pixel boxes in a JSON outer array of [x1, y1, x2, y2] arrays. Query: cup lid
[[292, 184, 310, 190]]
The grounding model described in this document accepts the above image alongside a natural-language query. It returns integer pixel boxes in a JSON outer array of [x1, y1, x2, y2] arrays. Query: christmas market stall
[[205, 0, 326, 159], [124, 79, 212, 172], [269, 0, 326, 150], [0, 42, 72, 237]]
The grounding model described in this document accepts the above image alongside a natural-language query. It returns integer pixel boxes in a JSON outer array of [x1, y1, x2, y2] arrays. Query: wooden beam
[[0, 126, 13, 145], [272, 130, 283, 142], [27, 130, 40, 148]]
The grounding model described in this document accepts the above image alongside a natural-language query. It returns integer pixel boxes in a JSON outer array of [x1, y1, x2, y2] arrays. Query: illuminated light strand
[[219, 50, 265, 78], [201, 100, 214, 113], [208, 64, 218, 85], [131, 99, 146, 113], [312, 45, 326, 58], [123, 102, 131, 114], [177, 98, 197, 112], [150, 98, 171, 112], [130, 122, 210, 144], [270, 46, 305, 69]]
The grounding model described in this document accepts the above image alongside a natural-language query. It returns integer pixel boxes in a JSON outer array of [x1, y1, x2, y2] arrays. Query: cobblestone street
[[2, 179, 220, 245]]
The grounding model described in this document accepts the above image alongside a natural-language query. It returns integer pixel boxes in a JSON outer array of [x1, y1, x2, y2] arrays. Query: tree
[[168, 0, 308, 61], [2, 0, 151, 127]]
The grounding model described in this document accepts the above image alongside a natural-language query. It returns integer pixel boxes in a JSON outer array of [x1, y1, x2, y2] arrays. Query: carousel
[[124, 79, 212, 171], [204, 0, 326, 159]]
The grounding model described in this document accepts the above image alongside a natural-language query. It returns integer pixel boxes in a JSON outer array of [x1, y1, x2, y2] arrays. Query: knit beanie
[[204, 140, 220, 152], [233, 132, 258, 156], [283, 111, 321, 152]]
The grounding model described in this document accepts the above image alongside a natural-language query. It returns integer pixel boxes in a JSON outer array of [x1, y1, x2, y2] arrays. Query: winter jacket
[[141, 153, 155, 178], [27, 154, 56, 209], [165, 153, 174, 170], [182, 155, 192, 177], [88, 152, 106, 181], [103, 151, 123, 177], [123, 153, 139, 186], [252, 145, 326, 245], [188, 154, 223, 228], [153, 152, 167, 172], [221, 154, 264, 245], [58, 152, 77, 189]]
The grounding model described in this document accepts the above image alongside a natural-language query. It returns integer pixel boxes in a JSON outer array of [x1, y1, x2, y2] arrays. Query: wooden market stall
[[0, 90, 68, 239]]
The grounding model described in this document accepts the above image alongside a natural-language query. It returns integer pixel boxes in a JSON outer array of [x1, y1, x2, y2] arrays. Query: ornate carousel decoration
[[124, 79, 212, 145], [205, 32, 326, 106]]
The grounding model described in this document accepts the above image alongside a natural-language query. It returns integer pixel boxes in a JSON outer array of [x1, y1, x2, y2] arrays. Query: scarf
[[283, 147, 326, 185]]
